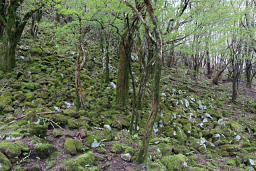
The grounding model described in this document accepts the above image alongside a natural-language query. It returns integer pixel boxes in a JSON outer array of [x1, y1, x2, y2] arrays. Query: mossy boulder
[[161, 154, 187, 170], [84, 132, 100, 147], [29, 123, 48, 137], [63, 152, 95, 170], [53, 129, 62, 137], [34, 143, 57, 159], [21, 82, 36, 91], [230, 121, 243, 132], [30, 47, 43, 56], [0, 152, 12, 171], [64, 138, 85, 155], [0, 141, 28, 159], [110, 141, 125, 154]]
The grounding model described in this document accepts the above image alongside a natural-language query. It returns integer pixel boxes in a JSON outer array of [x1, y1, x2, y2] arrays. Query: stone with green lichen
[[0, 96, 12, 111], [188, 167, 205, 171], [97, 146, 107, 154], [176, 128, 187, 142], [230, 121, 243, 132], [150, 160, 167, 171], [67, 119, 80, 129], [25, 92, 34, 101], [0, 141, 28, 158], [21, 82, 36, 91], [64, 138, 85, 155], [226, 158, 236, 166], [29, 164, 41, 171], [161, 154, 187, 170], [84, 132, 100, 147], [53, 129, 62, 137], [28, 123, 48, 137], [220, 144, 240, 152], [13, 166, 28, 171], [30, 47, 43, 56], [110, 141, 124, 154], [63, 152, 95, 170], [0, 151, 11, 171], [34, 143, 57, 159]]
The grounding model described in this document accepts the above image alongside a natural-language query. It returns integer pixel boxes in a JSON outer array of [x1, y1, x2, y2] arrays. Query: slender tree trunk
[[116, 31, 131, 107], [105, 40, 110, 83], [232, 64, 239, 102], [245, 60, 252, 88]]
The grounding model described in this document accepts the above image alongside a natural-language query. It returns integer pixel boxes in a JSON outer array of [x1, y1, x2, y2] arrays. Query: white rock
[[214, 134, 221, 138], [153, 123, 158, 133], [136, 126, 140, 131], [0, 163, 2, 168], [110, 82, 116, 89], [64, 101, 72, 108], [199, 122, 204, 128], [184, 99, 189, 108], [60, 73, 64, 79], [218, 119, 225, 125], [173, 131, 177, 136], [178, 90, 182, 94], [34, 119, 40, 125], [91, 139, 100, 148], [248, 159, 255, 166], [161, 92, 166, 97], [104, 125, 111, 131], [203, 118, 208, 123], [235, 135, 241, 141], [121, 153, 131, 162], [54, 106, 61, 112], [205, 113, 213, 119], [173, 114, 177, 119]]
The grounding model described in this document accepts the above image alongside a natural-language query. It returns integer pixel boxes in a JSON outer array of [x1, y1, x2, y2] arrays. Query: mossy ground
[[0, 32, 255, 170]]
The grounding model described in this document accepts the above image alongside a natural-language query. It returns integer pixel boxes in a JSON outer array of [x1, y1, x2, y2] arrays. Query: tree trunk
[[116, 31, 131, 107], [105, 41, 110, 83], [245, 60, 252, 88], [232, 64, 239, 102]]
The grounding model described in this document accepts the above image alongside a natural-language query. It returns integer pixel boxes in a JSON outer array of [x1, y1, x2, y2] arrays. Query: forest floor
[[0, 41, 256, 171]]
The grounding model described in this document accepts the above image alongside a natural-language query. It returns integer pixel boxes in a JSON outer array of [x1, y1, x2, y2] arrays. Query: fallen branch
[[39, 116, 64, 130]]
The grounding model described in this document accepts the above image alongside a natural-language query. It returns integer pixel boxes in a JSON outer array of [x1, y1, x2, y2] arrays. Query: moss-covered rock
[[21, 82, 36, 91], [64, 138, 85, 155], [230, 121, 243, 132], [63, 152, 95, 170], [0, 151, 12, 171], [53, 129, 62, 137], [161, 154, 187, 170], [28, 123, 48, 137], [34, 143, 57, 159], [0, 141, 28, 159], [110, 141, 124, 154]]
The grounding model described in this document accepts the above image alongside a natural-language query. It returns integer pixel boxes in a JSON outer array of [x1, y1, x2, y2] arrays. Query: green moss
[[64, 138, 85, 155], [0, 152, 11, 171], [110, 141, 124, 154], [30, 47, 43, 56], [34, 143, 57, 159], [161, 154, 187, 170], [96, 146, 107, 154], [29, 123, 48, 137], [25, 92, 34, 101], [220, 144, 240, 152], [84, 132, 100, 147], [150, 160, 167, 171], [230, 121, 243, 132], [21, 82, 36, 90], [53, 129, 62, 137], [0, 141, 28, 158], [63, 152, 95, 170], [226, 158, 236, 166]]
